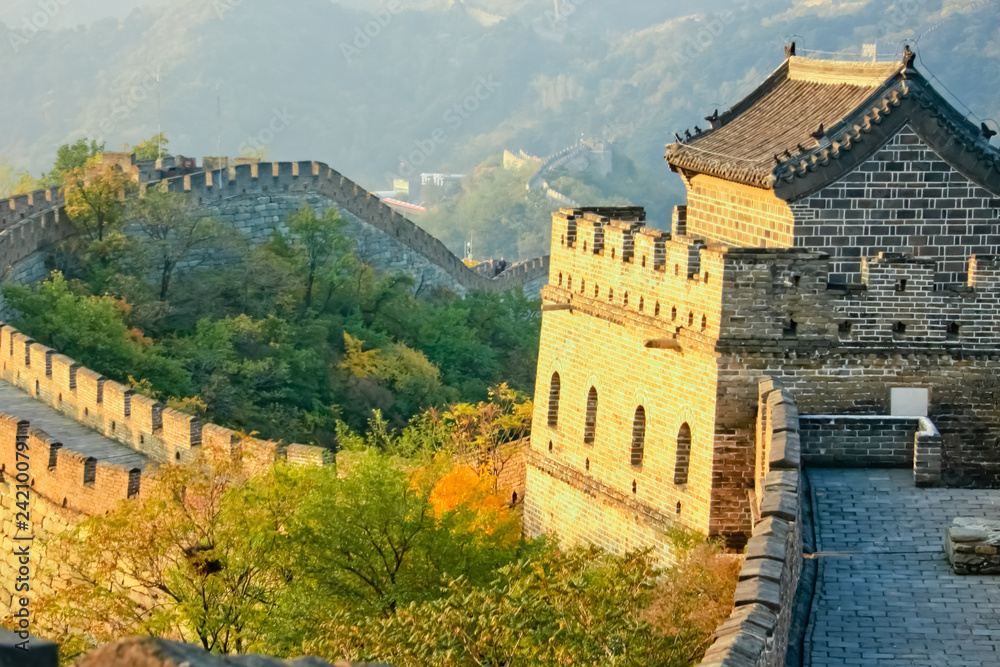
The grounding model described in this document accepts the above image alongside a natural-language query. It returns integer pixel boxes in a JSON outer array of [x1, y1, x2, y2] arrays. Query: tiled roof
[[665, 55, 1000, 200]]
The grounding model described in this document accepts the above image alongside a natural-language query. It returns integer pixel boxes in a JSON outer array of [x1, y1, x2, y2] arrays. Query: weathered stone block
[[739, 557, 784, 583], [733, 576, 782, 610], [945, 518, 1000, 574], [760, 487, 798, 522], [744, 532, 786, 561], [769, 430, 801, 470]]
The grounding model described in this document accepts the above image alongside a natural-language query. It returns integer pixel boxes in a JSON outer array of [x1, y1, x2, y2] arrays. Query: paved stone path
[[805, 468, 1000, 666], [0, 381, 148, 469]]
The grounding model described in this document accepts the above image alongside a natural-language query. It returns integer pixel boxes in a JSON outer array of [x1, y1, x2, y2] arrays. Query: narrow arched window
[[630, 406, 646, 466], [547, 373, 561, 427], [83, 457, 97, 485], [674, 422, 692, 485], [583, 387, 598, 445]]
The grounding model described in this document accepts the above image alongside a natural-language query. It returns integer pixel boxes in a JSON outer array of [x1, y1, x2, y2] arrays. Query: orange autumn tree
[[427, 464, 520, 544], [445, 383, 532, 492]]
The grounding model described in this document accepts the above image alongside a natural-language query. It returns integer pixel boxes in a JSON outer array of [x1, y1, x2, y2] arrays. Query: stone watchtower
[[524, 50, 1000, 556]]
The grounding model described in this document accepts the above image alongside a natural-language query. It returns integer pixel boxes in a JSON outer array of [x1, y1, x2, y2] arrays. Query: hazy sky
[[0, 0, 168, 30]]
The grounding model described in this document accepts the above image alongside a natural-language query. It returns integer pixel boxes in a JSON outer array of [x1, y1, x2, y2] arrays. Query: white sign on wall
[[890, 387, 929, 417]]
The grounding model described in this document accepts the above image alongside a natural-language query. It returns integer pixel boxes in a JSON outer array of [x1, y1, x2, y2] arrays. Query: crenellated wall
[[0, 322, 333, 493], [0, 158, 549, 313], [152, 160, 546, 294], [0, 319, 335, 622], [530, 205, 1000, 553]]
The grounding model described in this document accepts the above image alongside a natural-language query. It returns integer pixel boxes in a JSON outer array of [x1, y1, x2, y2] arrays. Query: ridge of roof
[[785, 56, 903, 86], [665, 54, 1000, 199]]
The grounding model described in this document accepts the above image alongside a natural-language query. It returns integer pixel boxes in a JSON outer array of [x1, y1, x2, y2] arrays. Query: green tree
[[37, 452, 311, 660], [64, 162, 130, 244], [1, 272, 191, 398], [130, 132, 169, 161], [0, 159, 34, 197], [286, 205, 351, 310], [39, 138, 105, 187], [306, 544, 720, 667], [126, 189, 229, 299], [168, 314, 336, 445], [340, 333, 447, 427], [271, 449, 522, 655], [446, 383, 532, 490]]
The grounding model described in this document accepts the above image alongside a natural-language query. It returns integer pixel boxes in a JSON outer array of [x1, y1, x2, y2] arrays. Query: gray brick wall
[[791, 128, 1000, 286], [799, 416, 917, 467]]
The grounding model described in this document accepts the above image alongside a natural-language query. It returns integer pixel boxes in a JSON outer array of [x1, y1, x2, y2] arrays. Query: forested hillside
[[2, 0, 998, 259]]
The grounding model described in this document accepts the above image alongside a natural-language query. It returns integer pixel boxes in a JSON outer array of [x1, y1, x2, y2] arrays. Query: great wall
[[0, 315, 334, 622], [0, 156, 551, 319], [3, 48, 1000, 666]]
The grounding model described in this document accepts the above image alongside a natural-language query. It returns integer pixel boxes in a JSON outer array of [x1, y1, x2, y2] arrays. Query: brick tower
[[523, 50, 1000, 557]]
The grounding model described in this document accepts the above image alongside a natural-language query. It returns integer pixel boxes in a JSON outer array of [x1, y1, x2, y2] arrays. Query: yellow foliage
[[340, 332, 381, 378], [167, 395, 209, 417], [428, 464, 519, 544]]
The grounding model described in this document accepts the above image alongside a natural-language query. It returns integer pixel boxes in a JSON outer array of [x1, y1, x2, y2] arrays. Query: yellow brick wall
[[684, 174, 795, 247], [525, 209, 736, 561]]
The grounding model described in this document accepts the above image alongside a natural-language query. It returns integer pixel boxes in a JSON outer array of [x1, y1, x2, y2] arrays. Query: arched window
[[83, 457, 97, 485], [674, 422, 692, 485], [630, 407, 646, 466], [583, 387, 598, 445], [547, 373, 561, 427]]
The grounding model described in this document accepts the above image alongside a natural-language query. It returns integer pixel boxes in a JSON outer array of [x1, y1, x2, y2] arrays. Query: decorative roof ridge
[[773, 68, 1000, 198], [772, 72, 912, 183], [666, 51, 1000, 197], [785, 56, 903, 86]]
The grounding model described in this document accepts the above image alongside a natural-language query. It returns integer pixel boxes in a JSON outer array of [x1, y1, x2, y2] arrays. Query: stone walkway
[[0, 381, 148, 469], [804, 468, 1000, 666]]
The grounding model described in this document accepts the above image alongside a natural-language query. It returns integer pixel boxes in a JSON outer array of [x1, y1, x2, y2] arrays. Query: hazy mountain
[[1, 0, 997, 242]]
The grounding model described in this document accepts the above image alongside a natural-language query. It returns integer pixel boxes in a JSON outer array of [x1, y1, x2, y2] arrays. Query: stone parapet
[[798, 414, 942, 486], [548, 207, 1000, 352], [697, 377, 803, 667], [0, 321, 332, 474]]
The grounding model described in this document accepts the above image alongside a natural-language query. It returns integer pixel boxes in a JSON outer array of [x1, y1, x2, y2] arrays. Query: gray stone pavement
[[804, 468, 1000, 666], [0, 381, 148, 469]]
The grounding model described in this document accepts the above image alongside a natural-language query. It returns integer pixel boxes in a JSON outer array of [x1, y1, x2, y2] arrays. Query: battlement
[[0, 188, 64, 232], [0, 156, 550, 306], [549, 207, 740, 345], [547, 208, 1000, 351], [0, 412, 145, 515], [0, 321, 332, 510], [145, 159, 546, 293]]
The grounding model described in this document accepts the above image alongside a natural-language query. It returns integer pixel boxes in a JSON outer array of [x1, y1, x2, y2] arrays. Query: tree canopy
[[5, 196, 541, 446], [38, 443, 739, 667]]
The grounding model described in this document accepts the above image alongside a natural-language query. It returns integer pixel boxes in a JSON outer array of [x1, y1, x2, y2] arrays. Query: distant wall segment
[[0, 160, 549, 311], [157, 161, 548, 295]]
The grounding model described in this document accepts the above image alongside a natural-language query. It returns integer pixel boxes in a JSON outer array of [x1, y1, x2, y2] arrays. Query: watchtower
[[524, 49, 1000, 557]]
